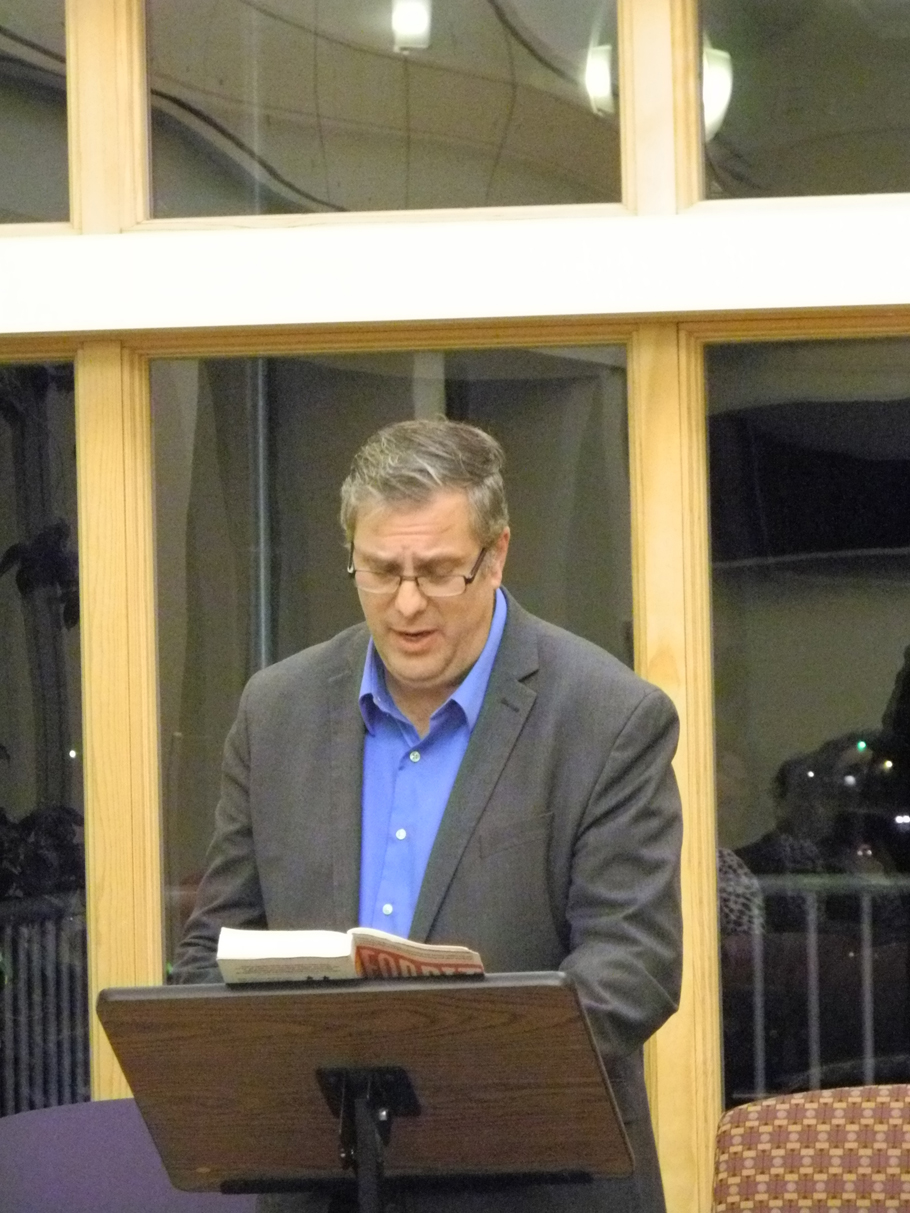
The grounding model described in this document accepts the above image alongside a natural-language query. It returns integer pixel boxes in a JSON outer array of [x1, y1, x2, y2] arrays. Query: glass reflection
[[0, 3, 68, 222], [147, 0, 620, 217], [710, 339, 910, 1104], [703, 1, 910, 198], [0, 365, 87, 1115], [152, 347, 631, 959]]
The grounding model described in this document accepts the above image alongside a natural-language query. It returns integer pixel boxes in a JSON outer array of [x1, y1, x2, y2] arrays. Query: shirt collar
[[359, 587, 508, 734]]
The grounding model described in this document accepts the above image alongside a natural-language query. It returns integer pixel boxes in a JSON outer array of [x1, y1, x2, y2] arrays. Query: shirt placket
[[373, 730, 425, 936]]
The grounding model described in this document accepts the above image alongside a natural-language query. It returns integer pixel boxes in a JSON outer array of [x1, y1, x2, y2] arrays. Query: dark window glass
[[152, 347, 631, 959], [0, 364, 88, 1115], [709, 339, 910, 1104], [703, 1, 910, 198], [0, 5, 69, 222], [147, 1, 621, 217]]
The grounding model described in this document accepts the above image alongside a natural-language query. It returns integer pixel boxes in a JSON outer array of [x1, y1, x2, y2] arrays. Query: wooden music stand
[[98, 971, 631, 1212]]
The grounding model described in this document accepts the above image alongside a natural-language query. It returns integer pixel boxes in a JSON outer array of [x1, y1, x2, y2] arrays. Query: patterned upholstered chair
[[713, 1085, 910, 1210]]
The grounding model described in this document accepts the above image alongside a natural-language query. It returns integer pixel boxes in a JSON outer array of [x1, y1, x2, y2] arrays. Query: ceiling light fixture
[[584, 45, 615, 115], [703, 37, 733, 142], [392, 0, 432, 52], [584, 37, 732, 139]]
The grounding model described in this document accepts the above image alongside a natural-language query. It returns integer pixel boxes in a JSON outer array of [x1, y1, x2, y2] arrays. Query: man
[[174, 418, 683, 1212]]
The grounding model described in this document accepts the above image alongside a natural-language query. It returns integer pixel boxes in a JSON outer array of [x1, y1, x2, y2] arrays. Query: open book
[[216, 925, 485, 984]]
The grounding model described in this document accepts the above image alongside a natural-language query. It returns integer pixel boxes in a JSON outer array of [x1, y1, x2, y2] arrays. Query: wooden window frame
[[1, 1, 910, 1208]]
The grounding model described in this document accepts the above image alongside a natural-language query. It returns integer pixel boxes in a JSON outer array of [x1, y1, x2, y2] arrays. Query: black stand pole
[[353, 1094, 384, 1213], [318, 1066, 421, 1213]]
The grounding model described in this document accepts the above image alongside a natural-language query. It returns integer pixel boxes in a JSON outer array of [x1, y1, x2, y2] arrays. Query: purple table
[[0, 1099, 257, 1213]]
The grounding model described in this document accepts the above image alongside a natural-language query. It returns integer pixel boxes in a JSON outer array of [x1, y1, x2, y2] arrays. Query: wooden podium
[[98, 971, 631, 1212]]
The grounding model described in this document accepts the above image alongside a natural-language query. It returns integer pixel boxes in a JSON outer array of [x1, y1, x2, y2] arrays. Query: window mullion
[[76, 342, 162, 1100], [619, 0, 702, 213], [629, 323, 720, 1213], [65, 0, 149, 231]]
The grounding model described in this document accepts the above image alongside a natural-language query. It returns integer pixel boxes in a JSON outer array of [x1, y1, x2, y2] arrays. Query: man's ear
[[488, 527, 510, 588]]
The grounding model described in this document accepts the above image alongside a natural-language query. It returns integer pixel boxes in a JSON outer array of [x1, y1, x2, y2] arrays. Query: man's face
[[351, 489, 509, 715]]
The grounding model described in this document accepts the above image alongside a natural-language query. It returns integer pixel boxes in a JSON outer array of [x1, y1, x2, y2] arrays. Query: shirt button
[[395, 828, 407, 840], [382, 903, 394, 916], [409, 750, 420, 762]]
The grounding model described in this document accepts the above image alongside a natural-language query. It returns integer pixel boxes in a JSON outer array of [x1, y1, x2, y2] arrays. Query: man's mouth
[[393, 629, 436, 647]]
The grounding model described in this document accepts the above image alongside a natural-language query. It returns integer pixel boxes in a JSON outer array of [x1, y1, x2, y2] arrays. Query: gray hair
[[340, 418, 508, 545]]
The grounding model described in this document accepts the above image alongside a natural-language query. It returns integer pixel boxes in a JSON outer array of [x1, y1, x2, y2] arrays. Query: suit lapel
[[328, 627, 369, 929], [409, 595, 539, 941]]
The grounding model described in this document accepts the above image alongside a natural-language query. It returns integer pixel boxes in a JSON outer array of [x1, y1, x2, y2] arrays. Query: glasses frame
[[347, 545, 488, 597]]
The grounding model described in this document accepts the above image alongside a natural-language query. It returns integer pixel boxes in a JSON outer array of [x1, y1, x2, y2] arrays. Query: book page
[[217, 927, 353, 960], [217, 954, 359, 982], [216, 927, 359, 982]]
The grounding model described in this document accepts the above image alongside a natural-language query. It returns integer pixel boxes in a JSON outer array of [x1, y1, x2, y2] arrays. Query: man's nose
[[392, 576, 427, 615]]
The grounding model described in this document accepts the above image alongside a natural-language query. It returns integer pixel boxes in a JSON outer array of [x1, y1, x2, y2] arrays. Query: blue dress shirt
[[358, 588, 507, 936]]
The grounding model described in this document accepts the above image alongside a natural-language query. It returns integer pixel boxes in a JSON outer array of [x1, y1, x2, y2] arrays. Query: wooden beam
[[619, 0, 702, 213], [66, 0, 149, 231], [75, 342, 162, 1097], [11, 198, 910, 337], [630, 323, 721, 1213]]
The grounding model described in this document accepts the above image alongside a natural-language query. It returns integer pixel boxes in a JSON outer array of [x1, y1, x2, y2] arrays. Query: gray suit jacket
[[174, 592, 683, 1212]]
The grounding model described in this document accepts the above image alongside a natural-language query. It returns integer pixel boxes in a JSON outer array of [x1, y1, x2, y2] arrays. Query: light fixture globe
[[703, 40, 733, 142], [392, 0, 432, 52]]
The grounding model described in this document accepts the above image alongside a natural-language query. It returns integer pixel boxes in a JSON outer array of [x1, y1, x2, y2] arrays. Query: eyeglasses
[[347, 546, 487, 597]]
